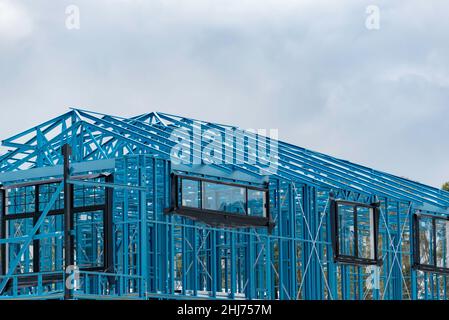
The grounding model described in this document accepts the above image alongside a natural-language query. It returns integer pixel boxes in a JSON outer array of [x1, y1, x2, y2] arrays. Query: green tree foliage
[[442, 182, 449, 192]]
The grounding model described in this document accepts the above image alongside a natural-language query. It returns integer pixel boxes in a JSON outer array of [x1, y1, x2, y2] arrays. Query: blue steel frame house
[[0, 108, 448, 300]]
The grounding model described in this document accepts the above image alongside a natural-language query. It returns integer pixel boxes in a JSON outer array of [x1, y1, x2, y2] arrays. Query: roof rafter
[[0, 107, 447, 210]]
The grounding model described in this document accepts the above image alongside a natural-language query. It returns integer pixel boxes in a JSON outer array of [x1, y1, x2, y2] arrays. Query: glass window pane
[[74, 178, 106, 208], [7, 218, 34, 273], [39, 214, 64, 272], [2, 178, 109, 274], [39, 183, 64, 211], [357, 206, 375, 260], [0, 191, 3, 216], [203, 182, 246, 214], [338, 204, 355, 256], [436, 219, 449, 269], [6, 186, 36, 215], [418, 216, 434, 265], [181, 179, 200, 208], [247, 189, 266, 217], [74, 210, 104, 268]]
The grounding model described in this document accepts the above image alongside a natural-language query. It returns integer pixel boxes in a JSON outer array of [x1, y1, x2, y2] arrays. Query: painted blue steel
[[0, 182, 64, 293], [0, 108, 447, 299]]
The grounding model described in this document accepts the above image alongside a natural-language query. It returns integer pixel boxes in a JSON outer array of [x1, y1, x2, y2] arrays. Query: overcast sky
[[0, 0, 448, 187]]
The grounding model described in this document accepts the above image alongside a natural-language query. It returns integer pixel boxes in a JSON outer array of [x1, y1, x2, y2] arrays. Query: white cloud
[[0, 0, 33, 43], [0, 0, 448, 187]]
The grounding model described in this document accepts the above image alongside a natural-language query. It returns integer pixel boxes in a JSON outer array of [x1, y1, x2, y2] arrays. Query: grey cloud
[[0, 0, 448, 187]]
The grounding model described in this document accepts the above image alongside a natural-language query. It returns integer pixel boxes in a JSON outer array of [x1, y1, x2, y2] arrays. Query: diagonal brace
[[0, 182, 64, 294]]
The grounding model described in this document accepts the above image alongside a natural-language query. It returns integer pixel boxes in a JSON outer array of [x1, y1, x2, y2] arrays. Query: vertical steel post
[[33, 185, 40, 273], [289, 183, 297, 299], [62, 144, 74, 300], [138, 158, 148, 298], [411, 204, 418, 299], [0, 189, 6, 276]]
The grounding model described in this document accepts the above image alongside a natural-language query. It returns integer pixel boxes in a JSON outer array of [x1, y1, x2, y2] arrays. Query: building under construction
[[0, 108, 447, 300]]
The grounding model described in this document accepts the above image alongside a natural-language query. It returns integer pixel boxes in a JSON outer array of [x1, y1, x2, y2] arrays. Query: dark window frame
[[165, 174, 274, 232], [330, 199, 381, 266], [0, 174, 114, 285], [413, 212, 449, 275]]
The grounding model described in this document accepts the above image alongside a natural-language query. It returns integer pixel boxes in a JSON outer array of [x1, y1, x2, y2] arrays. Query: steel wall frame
[[0, 109, 447, 300]]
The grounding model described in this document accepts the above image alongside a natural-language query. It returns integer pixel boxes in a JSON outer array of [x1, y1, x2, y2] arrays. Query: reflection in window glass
[[73, 178, 106, 208], [181, 179, 200, 208], [1, 177, 110, 274], [357, 206, 374, 260], [39, 214, 64, 272], [436, 219, 449, 269], [74, 210, 104, 268], [7, 186, 36, 215], [7, 218, 34, 273], [248, 189, 265, 217], [419, 216, 434, 266], [202, 182, 246, 214], [338, 204, 355, 256], [38, 183, 64, 211], [177, 176, 268, 220]]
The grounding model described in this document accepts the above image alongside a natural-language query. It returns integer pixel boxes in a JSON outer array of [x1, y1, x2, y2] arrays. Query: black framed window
[[166, 174, 274, 231], [413, 213, 449, 274], [0, 174, 113, 282], [330, 199, 380, 265]]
